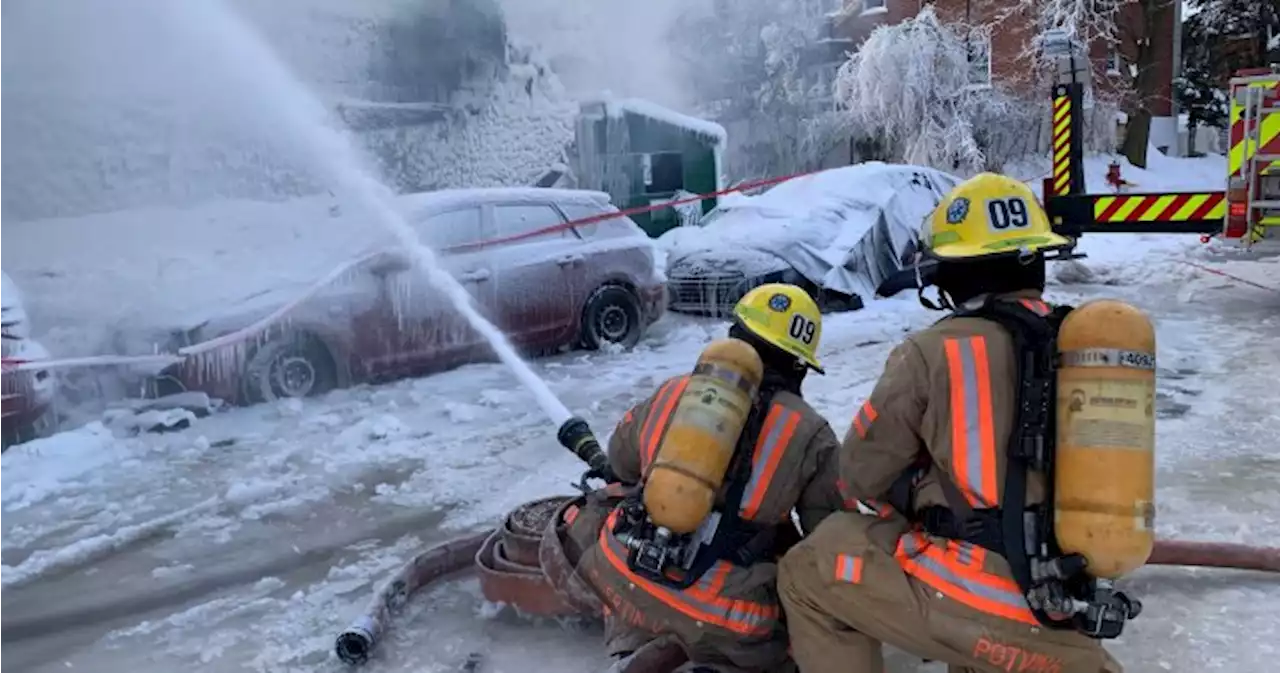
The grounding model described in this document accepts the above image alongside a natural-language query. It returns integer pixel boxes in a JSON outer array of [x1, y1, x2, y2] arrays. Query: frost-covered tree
[[831, 7, 1034, 175], [669, 0, 845, 179], [1010, 0, 1177, 168], [1177, 13, 1230, 155], [1187, 0, 1280, 67]]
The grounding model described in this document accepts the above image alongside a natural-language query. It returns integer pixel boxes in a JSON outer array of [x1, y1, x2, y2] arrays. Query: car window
[[415, 207, 485, 249], [493, 204, 571, 243], [558, 202, 612, 237]]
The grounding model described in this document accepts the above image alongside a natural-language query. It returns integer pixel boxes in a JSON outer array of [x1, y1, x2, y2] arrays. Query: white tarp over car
[[658, 162, 961, 302]]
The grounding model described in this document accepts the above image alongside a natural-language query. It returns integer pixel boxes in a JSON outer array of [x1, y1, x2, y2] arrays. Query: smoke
[[495, 0, 711, 110]]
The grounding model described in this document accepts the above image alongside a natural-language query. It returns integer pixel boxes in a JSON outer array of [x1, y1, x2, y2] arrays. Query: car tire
[[241, 332, 339, 405], [580, 285, 643, 351]]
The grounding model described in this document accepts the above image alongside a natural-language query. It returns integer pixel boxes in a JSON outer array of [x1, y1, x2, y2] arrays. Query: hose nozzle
[[558, 416, 611, 478]]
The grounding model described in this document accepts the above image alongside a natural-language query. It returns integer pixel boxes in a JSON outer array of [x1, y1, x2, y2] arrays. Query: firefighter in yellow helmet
[[778, 174, 1127, 673], [571, 283, 845, 673]]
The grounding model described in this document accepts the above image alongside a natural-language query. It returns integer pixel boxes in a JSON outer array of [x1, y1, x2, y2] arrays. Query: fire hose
[[334, 417, 1280, 668]]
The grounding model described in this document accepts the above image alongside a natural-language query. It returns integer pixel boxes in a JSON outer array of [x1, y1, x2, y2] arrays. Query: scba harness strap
[[889, 297, 1088, 632], [614, 389, 779, 590]]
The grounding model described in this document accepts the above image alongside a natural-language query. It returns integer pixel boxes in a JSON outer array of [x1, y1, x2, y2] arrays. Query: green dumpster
[[572, 98, 726, 238]]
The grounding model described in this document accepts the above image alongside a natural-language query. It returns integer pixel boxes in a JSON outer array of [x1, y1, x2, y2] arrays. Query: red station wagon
[[154, 188, 667, 404]]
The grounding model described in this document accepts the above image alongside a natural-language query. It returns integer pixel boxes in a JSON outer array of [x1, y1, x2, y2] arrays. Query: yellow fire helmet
[[732, 283, 824, 374], [921, 172, 1074, 261]]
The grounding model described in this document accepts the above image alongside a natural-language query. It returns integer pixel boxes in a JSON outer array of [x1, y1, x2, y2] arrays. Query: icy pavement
[[3, 244, 1279, 673]]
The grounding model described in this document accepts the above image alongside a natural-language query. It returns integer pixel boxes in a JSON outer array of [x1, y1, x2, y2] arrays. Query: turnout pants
[[777, 512, 1122, 673]]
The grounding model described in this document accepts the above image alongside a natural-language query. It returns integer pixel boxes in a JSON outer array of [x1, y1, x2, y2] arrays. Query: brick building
[[826, 0, 1180, 152]]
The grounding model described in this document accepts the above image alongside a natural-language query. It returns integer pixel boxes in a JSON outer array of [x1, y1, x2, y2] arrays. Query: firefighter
[[575, 283, 845, 673], [777, 174, 1125, 673]]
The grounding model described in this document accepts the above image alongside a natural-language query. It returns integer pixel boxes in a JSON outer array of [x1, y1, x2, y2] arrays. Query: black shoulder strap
[[952, 297, 1076, 629]]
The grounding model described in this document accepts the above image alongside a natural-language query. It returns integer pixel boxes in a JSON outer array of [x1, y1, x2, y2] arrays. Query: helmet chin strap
[[914, 253, 953, 312]]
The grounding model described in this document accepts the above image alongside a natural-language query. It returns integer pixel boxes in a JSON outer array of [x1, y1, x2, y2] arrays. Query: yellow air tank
[[1054, 299, 1157, 579], [643, 338, 764, 534]]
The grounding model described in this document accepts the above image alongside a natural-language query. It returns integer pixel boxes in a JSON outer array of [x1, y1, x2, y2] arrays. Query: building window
[[1105, 45, 1121, 75], [861, 0, 887, 14], [965, 34, 992, 89]]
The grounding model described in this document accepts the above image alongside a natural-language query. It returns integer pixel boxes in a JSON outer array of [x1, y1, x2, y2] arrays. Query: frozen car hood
[[658, 162, 960, 298], [667, 246, 790, 279]]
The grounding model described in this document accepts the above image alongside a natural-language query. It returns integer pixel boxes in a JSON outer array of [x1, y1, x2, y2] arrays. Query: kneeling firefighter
[[778, 173, 1155, 673], [571, 284, 846, 673]]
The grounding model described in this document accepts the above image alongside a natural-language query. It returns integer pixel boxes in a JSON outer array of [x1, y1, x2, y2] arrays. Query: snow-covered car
[[152, 188, 666, 404], [660, 162, 961, 316], [2, 272, 58, 448]]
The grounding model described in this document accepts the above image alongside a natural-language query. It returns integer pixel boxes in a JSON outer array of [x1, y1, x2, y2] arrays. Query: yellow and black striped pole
[[1052, 88, 1072, 196], [1051, 83, 1085, 197]]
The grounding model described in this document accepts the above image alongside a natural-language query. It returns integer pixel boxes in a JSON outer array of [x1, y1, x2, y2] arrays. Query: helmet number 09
[[788, 314, 817, 345], [985, 197, 1030, 231]]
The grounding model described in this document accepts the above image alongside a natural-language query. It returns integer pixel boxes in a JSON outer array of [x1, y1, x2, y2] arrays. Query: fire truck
[[1041, 63, 1279, 249]]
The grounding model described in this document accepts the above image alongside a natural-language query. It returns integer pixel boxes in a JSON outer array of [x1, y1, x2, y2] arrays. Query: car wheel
[[242, 332, 339, 405], [580, 285, 643, 351]]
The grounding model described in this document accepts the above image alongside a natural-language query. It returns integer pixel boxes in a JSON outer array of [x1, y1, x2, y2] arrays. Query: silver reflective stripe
[[948, 337, 997, 507], [739, 405, 796, 517], [1060, 348, 1156, 370], [900, 535, 1029, 610]]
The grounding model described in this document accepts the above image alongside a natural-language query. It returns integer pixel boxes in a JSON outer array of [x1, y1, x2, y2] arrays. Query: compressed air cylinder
[[643, 338, 764, 534], [1054, 299, 1156, 579]]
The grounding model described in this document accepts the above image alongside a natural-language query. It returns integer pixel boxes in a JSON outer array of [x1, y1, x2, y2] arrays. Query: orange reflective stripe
[[640, 377, 690, 472], [896, 532, 1036, 625], [851, 400, 878, 439], [564, 505, 580, 525], [598, 511, 778, 637], [943, 337, 999, 508], [834, 554, 864, 583], [740, 404, 801, 520], [1018, 298, 1051, 316]]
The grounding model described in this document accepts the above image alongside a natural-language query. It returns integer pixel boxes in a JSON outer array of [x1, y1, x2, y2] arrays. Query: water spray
[[185, 0, 573, 428]]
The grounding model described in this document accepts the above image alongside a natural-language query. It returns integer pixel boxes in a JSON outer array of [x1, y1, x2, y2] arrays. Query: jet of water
[[180, 0, 574, 427]]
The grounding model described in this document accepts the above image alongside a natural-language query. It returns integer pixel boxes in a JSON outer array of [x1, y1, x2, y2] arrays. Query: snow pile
[[361, 46, 577, 193]]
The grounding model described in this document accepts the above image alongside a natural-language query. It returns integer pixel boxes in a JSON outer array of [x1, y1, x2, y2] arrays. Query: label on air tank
[[1060, 348, 1156, 370], [1059, 378, 1155, 452], [1135, 500, 1156, 531]]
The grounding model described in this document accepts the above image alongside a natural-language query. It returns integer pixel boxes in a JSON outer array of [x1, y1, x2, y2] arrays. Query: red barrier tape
[[444, 170, 823, 253], [1182, 260, 1280, 294]]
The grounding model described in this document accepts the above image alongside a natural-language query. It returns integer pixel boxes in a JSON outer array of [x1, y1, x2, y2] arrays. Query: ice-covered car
[[153, 188, 666, 404], [2, 271, 58, 448], [661, 162, 961, 316]]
